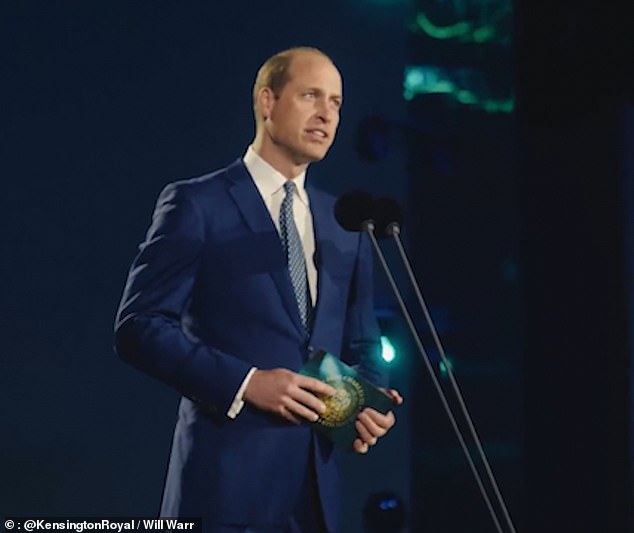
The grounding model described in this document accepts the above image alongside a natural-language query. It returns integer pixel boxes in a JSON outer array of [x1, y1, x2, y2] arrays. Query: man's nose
[[315, 99, 334, 123]]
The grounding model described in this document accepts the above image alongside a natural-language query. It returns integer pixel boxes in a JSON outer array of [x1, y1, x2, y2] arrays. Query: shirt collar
[[243, 146, 309, 205]]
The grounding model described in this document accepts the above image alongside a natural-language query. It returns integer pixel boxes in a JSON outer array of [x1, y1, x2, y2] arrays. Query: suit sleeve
[[114, 183, 253, 416], [341, 233, 388, 389]]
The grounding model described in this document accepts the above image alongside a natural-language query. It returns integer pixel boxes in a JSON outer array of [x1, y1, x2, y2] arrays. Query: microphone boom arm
[[363, 222, 506, 533], [388, 224, 518, 533]]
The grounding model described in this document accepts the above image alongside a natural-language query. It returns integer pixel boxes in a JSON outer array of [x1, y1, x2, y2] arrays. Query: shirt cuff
[[226, 367, 257, 419]]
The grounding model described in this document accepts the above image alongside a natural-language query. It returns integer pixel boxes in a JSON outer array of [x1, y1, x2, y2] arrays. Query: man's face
[[263, 52, 343, 167]]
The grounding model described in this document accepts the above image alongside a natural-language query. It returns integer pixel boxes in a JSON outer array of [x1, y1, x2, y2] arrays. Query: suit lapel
[[306, 185, 333, 336], [226, 160, 305, 334]]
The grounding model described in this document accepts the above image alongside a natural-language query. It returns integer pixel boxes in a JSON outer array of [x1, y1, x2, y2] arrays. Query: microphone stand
[[387, 222, 518, 533], [361, 220, 505, 533]]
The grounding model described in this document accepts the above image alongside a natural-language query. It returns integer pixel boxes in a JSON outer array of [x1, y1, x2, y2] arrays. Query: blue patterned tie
[[280, 181, 310, 329]]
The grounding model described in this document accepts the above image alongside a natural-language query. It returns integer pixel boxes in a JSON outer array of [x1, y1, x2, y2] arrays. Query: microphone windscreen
[[374, 197, 404, 238], [334, 190, 376, 231]]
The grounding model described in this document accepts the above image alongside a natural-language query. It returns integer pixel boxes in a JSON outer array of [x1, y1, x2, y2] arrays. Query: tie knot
[[283, 181, 296, 196]]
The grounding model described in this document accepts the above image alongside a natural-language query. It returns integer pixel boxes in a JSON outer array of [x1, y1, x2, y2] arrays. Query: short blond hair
[[252, 46, 333, 124]]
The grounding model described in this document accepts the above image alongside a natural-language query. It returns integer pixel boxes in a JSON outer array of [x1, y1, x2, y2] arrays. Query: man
[[114, 46, 402, 533]]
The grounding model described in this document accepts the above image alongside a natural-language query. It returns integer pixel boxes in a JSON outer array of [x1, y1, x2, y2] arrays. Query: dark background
[[2, 1, 633, 532]]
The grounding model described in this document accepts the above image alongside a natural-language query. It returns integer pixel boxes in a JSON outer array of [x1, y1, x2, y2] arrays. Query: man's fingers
[[355, 420, 378, 446], [355, 409, 396, 447], [284, 398, 321, 423], [380, 387, 403, 406], [360, 408, 395, 432], [353, 438, 369, 454], [358, 410, 384, 437], [243, 368, 338, 423], [296, 374, 336, 397], [279, 404, 301, 425], [291, 387, 327, 417], [387, 388, 404, 405], [352, 393, 402, 453]]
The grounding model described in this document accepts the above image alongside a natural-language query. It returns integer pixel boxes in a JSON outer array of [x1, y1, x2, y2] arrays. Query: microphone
[[384, 215, 518, 533], [334, 190, 376, 232], [333, 191, 517, 533], [335, 191, 502, 531], [334, 191, 403, 238], [373, 197, 404, 238]]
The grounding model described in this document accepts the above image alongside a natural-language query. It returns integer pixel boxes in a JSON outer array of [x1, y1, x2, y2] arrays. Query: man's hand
[[243, 368, 336, 424], [353, 388, 403, 454]]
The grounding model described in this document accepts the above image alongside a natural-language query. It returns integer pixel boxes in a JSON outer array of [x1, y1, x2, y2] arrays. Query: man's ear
[[257, 87, 275, 120]]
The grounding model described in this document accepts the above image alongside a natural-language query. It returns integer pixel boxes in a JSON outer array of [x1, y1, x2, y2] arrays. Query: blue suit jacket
[[114, 159, 385, 531]]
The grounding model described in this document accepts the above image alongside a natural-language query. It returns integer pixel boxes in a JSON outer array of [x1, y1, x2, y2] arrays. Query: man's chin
[[289, 143, 332, 166], [304, 146, 331, 163]]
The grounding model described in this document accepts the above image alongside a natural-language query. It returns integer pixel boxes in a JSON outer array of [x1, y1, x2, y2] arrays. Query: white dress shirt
[[226, 146, 318, 418]]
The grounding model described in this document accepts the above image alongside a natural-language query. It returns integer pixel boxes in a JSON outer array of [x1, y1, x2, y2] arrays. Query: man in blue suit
[[115, 46, 402, 533]]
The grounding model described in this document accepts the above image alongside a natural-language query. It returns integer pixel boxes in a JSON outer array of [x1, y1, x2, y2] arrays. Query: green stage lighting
[[439, 358, 454, 376], [381, 336, 396, 363]]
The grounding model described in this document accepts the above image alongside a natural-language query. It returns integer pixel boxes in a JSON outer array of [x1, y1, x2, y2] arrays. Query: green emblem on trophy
[[320, 375, 366, 428]]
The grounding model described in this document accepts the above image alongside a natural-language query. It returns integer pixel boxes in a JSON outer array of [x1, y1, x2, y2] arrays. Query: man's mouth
[[305, 129, 328, 139]]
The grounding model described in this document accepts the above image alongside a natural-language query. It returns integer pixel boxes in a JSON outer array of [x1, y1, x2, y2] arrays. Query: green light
[[381, 336, 396, 363], [412, 6, 511, 44], [456, 89, 478, 105], [415, 12, 473, 41], [403, 65, 515, 113], [439, 358, 454, 376]]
